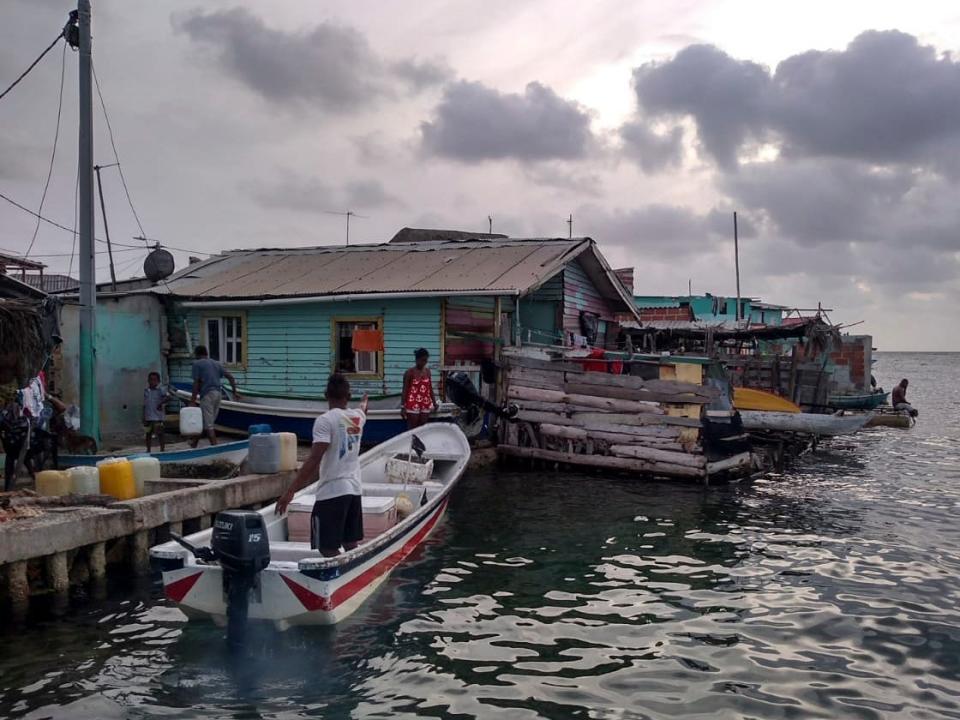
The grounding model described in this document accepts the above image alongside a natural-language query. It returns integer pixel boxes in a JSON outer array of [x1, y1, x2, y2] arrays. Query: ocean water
[[1, 352, 958, 719]]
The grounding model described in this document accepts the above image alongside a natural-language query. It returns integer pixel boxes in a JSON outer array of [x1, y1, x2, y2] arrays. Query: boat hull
[[58, 439, 250, 468], [733, 387, 801, 413], [163, 497, 449, 627], [152, 424, 470, 627], [826, 391, 889, 410], [173, 387, 457, 444], [740, 410, 873, 436]]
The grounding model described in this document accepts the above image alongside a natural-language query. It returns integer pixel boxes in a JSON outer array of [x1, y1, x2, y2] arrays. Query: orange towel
[[351, 328, 384, 352]]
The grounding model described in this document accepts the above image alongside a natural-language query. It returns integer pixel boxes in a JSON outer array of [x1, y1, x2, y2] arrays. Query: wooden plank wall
[[498, 353, 751, 481]]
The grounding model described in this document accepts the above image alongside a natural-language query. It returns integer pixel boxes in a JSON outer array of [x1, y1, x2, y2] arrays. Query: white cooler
[[287, 495, 399, 545], [362, 495, 397, 540]]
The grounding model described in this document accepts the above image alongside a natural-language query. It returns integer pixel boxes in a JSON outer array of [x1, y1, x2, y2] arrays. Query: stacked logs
[[498, 353, 752, 481]]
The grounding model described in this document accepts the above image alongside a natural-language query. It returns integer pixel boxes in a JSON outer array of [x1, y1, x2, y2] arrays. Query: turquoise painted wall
[[522, 274, 563, 344], [170, 298, 442, 397], [634, 294, 755, 322]]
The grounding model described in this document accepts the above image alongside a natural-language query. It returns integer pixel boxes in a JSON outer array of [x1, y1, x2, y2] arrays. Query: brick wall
[[638, 306, 695, 322]]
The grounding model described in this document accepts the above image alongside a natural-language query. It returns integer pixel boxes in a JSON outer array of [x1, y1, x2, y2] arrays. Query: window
[[204, 314, 244, 366], [333, 318, 382, 376]]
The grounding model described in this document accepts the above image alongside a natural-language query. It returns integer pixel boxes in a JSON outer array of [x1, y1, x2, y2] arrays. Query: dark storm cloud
[[722, 158, 914, 245], [577, 203, 751, 260], [619, 121, 683, 173], [420, 81, 594, 162], [630, 30, 960, 170], [249, 174, 401, 213], [176, 8, 448, 110], [631, 44, 769, 170]]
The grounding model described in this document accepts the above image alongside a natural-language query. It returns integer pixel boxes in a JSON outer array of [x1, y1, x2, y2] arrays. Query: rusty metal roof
[[158, 238, 594, 300]]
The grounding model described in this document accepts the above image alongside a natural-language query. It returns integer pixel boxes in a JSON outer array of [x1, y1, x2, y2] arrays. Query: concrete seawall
[[0, 471, 295, 614]]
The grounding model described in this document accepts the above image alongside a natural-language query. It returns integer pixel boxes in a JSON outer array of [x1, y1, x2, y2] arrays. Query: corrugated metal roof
[[159, 239, 590, 300], [20, 274, 77, 293], [622, 319, 750, 331]]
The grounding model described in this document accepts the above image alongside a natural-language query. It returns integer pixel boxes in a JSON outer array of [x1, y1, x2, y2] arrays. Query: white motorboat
[[150, 424, 470, 628]]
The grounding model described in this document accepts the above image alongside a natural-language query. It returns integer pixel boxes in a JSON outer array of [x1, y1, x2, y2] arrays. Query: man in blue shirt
[[189, 345, 239, 447]]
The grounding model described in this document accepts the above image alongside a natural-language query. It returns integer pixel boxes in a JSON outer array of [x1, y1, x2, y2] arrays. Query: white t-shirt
[[312, 407, 366, 501]]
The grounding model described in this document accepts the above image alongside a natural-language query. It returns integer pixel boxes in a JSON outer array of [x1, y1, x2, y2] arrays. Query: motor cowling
[[211, 510, 270, 575]]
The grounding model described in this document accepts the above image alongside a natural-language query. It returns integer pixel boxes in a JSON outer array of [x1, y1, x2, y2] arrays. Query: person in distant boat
[[891, 378, 918, 417], [402, 348, 438, 430], [275, 374, 369, 557], [143, 371, 174, 452], [189, 345, 239, 447]]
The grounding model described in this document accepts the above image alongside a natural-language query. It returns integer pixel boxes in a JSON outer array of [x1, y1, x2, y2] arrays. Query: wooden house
[[157, 232, 641, 398]]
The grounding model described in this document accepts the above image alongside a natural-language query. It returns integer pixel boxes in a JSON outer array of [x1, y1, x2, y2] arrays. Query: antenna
[[487, 215, 493, 235], [566, 214, 573, 239], [322, 210, 369, 246]]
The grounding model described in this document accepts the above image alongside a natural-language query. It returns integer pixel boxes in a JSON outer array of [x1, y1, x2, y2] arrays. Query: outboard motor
[[445, 371, 518, 424], [211, 510, 270, 646]]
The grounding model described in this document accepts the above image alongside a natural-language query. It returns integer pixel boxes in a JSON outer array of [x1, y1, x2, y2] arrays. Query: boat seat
[[270, 541, 323, 563]]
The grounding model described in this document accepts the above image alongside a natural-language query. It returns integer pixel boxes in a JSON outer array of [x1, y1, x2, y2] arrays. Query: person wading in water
[[402, 348, 438, 430]]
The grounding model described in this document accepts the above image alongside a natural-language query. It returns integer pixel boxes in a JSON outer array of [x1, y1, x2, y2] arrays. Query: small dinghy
[[150, 424, 470, 630], [740, 410, 874, 436], [58, 439, 250, 468]]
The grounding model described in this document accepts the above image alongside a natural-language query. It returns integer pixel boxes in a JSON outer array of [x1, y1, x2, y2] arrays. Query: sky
[[1, 1, 958, 350]]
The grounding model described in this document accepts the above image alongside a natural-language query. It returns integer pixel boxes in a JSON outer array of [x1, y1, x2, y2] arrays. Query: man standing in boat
[[276, 374, 369, 556], [189, 345, 239, 447]]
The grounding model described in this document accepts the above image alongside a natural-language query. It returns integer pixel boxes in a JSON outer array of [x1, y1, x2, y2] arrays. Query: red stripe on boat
[[165, 571, 202, 603], [283, 498, 449, 613], [280, 573, 332, 611]]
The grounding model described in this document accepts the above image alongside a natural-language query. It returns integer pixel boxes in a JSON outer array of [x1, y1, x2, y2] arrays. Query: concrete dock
[[0, 470, 294, 614]]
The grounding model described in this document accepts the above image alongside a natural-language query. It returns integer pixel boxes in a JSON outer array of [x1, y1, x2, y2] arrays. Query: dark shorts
[[311, 495, 364, 551], [143, 420, 164, 432]]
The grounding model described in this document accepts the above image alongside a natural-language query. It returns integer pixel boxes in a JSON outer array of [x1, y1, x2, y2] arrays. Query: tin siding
[[169, 298, 442, 397], [562, 259, 619, 336]]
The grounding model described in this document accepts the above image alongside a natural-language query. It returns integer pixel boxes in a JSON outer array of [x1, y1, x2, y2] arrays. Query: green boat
[[826, 390, 889, 410]]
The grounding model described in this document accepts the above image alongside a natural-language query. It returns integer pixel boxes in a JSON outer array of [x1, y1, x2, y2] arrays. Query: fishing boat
[[740, 410, 873, 436], [150, 423, 470, 628], [733, 387, 802, 413], [866, 408, 915, 429], [826, 390, 889, 410], [58, 439, 250, 468], [172, 386, 459, 445]]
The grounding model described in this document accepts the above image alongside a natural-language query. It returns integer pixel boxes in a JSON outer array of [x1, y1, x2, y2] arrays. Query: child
[[275, 374, 368, 556], [143, 372, 172, 452], [402, 348, 438, 430]]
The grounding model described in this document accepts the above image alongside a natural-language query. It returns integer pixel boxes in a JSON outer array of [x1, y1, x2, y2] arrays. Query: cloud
[[722, 158, 914, 245], [576, 203, 749, 260], [248, 174, 402, 213], [420, 80, 595, 162], [619, 121, 684, 173], [630, 30, 960, 171], [631, 44, 770, 170], [176, 8, 448, 110]]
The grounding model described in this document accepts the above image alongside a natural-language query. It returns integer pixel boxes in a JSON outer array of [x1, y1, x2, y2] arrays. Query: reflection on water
[[1, 353, 959, 719]]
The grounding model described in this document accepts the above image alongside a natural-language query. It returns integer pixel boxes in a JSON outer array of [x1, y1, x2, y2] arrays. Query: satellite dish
[[143, 248, 175, 282]]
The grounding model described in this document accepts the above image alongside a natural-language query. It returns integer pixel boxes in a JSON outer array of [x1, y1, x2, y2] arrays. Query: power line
[[0, 246, 140, 259], [0, 190, 143, 248], [0, 31, 65, 104], [92, 63, 148, 245], [25, 42, 68, 259]]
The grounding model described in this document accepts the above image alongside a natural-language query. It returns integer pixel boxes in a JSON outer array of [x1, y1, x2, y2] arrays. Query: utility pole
[[93, 163, 117, 290], [733, 211, 741, 322], [567, 214, 573, 239], [78, 0, 99, 441], [345, 211, 352, 246], [487, 215, 493, 235]]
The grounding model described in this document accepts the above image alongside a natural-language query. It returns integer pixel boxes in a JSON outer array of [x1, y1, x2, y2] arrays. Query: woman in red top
[[402, 348, 437, 429]]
